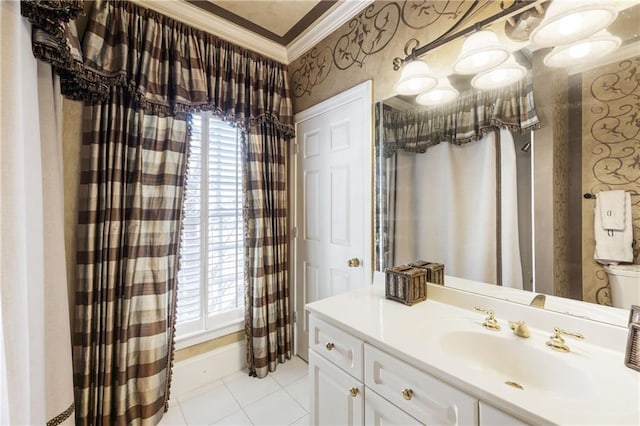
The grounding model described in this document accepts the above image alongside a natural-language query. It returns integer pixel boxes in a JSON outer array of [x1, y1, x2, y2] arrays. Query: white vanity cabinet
[[309, 316, 365, 425], [307, 284, 639, 425], [309, 314, 485, 426]]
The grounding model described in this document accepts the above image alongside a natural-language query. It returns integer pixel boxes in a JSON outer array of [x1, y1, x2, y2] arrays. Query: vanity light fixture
[[415, 77, 458, 106], [471, 54, 527, 90], [530, 0, 618, 48], [452, 30, 510, 75], [543, 30, 621, 68], [393, 60, 438, 96]]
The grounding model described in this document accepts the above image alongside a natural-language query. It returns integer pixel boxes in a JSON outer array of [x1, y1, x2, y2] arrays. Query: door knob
[[347, 258, 360, 267], [349, 387, 359, 397]]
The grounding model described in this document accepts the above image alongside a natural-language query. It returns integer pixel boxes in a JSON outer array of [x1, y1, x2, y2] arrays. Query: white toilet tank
[[604, 264, 640, 309]]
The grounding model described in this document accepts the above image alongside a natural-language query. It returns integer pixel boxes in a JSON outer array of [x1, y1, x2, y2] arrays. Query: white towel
[[598, 190, 626, 230], [594, 192, 633, 264]]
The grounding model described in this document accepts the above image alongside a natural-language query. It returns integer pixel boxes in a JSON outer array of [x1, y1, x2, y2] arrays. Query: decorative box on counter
[[408, 260, 444, 285], [385, 265, 427, 306]]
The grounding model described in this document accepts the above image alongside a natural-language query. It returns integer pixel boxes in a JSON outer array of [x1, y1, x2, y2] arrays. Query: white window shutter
[[176, 113, 244, 338]]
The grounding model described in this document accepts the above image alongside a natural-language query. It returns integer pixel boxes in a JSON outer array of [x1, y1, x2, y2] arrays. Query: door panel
[[330, 165, 350, 245], [294, 81, 372, 360]]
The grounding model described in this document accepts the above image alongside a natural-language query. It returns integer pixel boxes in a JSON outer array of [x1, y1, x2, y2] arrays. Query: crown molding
[[286, 0, 375, 63], [129, 0, 288, 63]]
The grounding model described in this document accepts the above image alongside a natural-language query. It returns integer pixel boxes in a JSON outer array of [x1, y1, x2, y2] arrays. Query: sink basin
[[439, 330, 595, 397]]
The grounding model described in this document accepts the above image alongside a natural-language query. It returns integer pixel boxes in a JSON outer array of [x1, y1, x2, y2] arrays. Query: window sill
[[175, 319, 244, 350]]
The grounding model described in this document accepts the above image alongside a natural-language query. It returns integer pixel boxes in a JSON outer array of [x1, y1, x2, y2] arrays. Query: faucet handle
[[546, 327, 584, 352], [474, 307, 501, 331], [508, 320, 530, 338]]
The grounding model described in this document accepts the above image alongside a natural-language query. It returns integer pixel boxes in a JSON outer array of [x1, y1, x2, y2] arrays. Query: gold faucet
[[546, 327, 584, 352], [474, 307, 501, 331], [529, 294, 546, 308], [508, 321, 530, 338]]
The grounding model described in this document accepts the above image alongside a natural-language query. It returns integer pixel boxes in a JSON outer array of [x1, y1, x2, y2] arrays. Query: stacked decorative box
[[385, 260, 445, 306], [385, 265, 427, 306], [408, 260, 444, 285], [626, 305, 640, 372]]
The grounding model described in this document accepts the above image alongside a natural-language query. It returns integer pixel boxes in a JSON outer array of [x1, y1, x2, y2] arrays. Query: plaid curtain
[[22, 0, 296, 423], [74, 88, 187, 425], [244, 122, 291, 378], [384, 76, 540, 156]]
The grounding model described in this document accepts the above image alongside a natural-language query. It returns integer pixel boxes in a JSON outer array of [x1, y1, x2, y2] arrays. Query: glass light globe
[[471, 55, 527, 90], [415, 78, 459, 106], [543, 31, 621, 68], [393, 61, 438, 96], [453, 30, 510, 75], [531, 0, 618, 48]]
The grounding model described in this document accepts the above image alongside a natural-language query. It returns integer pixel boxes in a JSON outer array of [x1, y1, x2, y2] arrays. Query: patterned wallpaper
[[288, 0, 513, 113], [581, 56, 640, 305]]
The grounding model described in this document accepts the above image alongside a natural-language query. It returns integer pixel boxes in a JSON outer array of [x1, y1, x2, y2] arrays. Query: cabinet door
[[310, 350, 364, 426], [365, 388, 423, 426], [479, 402, 529, 426]]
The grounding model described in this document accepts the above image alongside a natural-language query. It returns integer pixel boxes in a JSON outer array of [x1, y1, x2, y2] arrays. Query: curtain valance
[[383, 76, 540, 157], [21, 0, 295, 136]]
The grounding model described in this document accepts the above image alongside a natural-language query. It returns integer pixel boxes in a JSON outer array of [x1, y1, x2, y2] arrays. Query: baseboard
[[170, 340, 246, 398]]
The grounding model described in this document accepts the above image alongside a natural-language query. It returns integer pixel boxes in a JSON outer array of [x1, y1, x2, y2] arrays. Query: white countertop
[[306, 284, 640, 425]]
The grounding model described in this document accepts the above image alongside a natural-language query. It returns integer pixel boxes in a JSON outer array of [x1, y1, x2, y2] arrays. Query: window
[[176, 112, 244, 343]]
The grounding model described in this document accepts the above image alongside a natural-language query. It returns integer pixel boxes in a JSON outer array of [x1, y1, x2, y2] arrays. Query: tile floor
[[160, 356, 310, 426]]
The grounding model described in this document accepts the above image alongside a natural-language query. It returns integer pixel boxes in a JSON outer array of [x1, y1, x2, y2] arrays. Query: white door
[[293, 81, 372, 360], [309, 350, 364, 426]]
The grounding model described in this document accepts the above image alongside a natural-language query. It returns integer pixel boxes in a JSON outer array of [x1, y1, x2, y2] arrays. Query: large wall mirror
[[374, 1, 639, 328]]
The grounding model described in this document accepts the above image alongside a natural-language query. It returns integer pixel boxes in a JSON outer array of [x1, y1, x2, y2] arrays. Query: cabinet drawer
[[479, 402, 529, 426], [365, 344, 478, 426], [309, 315, 363, 381]]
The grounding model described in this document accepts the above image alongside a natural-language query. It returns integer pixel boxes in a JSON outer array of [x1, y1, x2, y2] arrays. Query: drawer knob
[[402, 388, 414, 400], [349, 387, 359, 397], [325, 342, 335, 351]]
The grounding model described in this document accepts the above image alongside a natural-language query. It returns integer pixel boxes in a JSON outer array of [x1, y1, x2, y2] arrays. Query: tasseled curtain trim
[[382, 76, 541, 156], [21, 0, 295, 137]]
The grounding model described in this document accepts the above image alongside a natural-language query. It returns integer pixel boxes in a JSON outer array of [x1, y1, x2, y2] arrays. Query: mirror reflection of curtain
[[391, 131, 523, 288], [375, 104, 399, 270], [384, 154, 398, 267], [378, 78, 539, 288]]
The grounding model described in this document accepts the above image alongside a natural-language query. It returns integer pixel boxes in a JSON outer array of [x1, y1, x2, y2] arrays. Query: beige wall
[[580, 56, 640, 304], [288, 0, 509, 113]]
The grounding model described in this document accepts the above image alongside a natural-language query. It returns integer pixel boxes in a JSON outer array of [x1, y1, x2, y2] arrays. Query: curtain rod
[[392, 0, 544, 71]]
